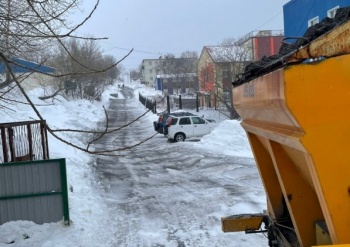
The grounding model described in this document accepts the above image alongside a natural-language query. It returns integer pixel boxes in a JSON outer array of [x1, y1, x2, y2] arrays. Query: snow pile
[[196, 120, 253, 158]]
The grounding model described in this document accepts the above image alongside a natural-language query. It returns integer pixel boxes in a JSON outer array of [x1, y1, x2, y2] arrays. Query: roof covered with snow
[[0, 58, 55, 74]]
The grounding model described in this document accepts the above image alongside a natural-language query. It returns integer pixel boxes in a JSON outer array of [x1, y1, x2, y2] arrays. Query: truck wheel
[[175, 133, 186, 142]]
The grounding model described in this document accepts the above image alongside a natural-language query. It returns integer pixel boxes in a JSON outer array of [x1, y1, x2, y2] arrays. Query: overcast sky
[[71, 0, 290, 71]]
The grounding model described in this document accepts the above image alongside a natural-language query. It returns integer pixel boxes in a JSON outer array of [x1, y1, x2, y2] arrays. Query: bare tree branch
[[0, 0, 158, 157]]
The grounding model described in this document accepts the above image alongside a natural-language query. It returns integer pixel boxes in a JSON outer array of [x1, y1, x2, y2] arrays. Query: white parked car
[[163, 115, 216, 142]]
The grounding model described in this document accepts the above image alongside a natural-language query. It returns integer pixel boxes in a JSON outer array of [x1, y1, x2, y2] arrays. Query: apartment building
[[141, 58, 165, 86]]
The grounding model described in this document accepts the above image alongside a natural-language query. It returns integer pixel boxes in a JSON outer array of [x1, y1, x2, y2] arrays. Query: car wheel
[[175, 133, 186, 142]]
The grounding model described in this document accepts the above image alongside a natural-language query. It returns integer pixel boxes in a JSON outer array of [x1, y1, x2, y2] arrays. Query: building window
[[204, 73, 209, 82], [308, 16, 319, 27], [204, 69, 210, 82], [328, 6, 339, 18], [150, 76, 153, 81], [149, 61, 152, 65], [222, 70, 229, 79]]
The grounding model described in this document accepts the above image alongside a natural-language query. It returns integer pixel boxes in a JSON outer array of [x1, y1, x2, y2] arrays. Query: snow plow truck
[[221, 7, 350, 247]]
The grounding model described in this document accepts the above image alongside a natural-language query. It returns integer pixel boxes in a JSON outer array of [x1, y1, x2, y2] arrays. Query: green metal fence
[[0, 158, 70, 225]]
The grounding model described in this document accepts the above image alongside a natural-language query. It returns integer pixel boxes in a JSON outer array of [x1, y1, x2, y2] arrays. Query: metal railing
[[0, 120, 49, 163], [236, 30, 284, 45]]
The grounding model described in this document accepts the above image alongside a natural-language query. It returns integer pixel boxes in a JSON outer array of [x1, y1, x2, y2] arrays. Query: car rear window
[[166, 117, 178, 125], [159, 114, 169, 123]]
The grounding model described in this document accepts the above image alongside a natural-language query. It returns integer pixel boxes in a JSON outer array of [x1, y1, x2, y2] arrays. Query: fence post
[[196, 92, 199, 112], [153, 101, 157, 113], [167, 95, 170, 113], [1, 127, 8, 163], [43, 121, 49, 159], [8, 128, 15, 162], [27, 124, 33, 159], [179, 95, 182, 109]]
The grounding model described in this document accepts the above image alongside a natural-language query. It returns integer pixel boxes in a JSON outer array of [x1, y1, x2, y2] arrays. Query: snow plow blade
[[221, 214, 266, 233], [231, 19, 350, 247]]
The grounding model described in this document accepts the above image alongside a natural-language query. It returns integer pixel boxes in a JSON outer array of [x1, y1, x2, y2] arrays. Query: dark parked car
[[153, 111, 195, 134]]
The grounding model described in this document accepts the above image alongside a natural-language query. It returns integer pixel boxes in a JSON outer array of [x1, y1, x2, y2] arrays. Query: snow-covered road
[[91, 89, 268, 246]]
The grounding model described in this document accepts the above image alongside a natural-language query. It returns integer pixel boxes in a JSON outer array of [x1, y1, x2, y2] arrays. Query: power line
[[295, 0, 317, 35], [101, 42, 201, 57], [253, 11, 284, 31]]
